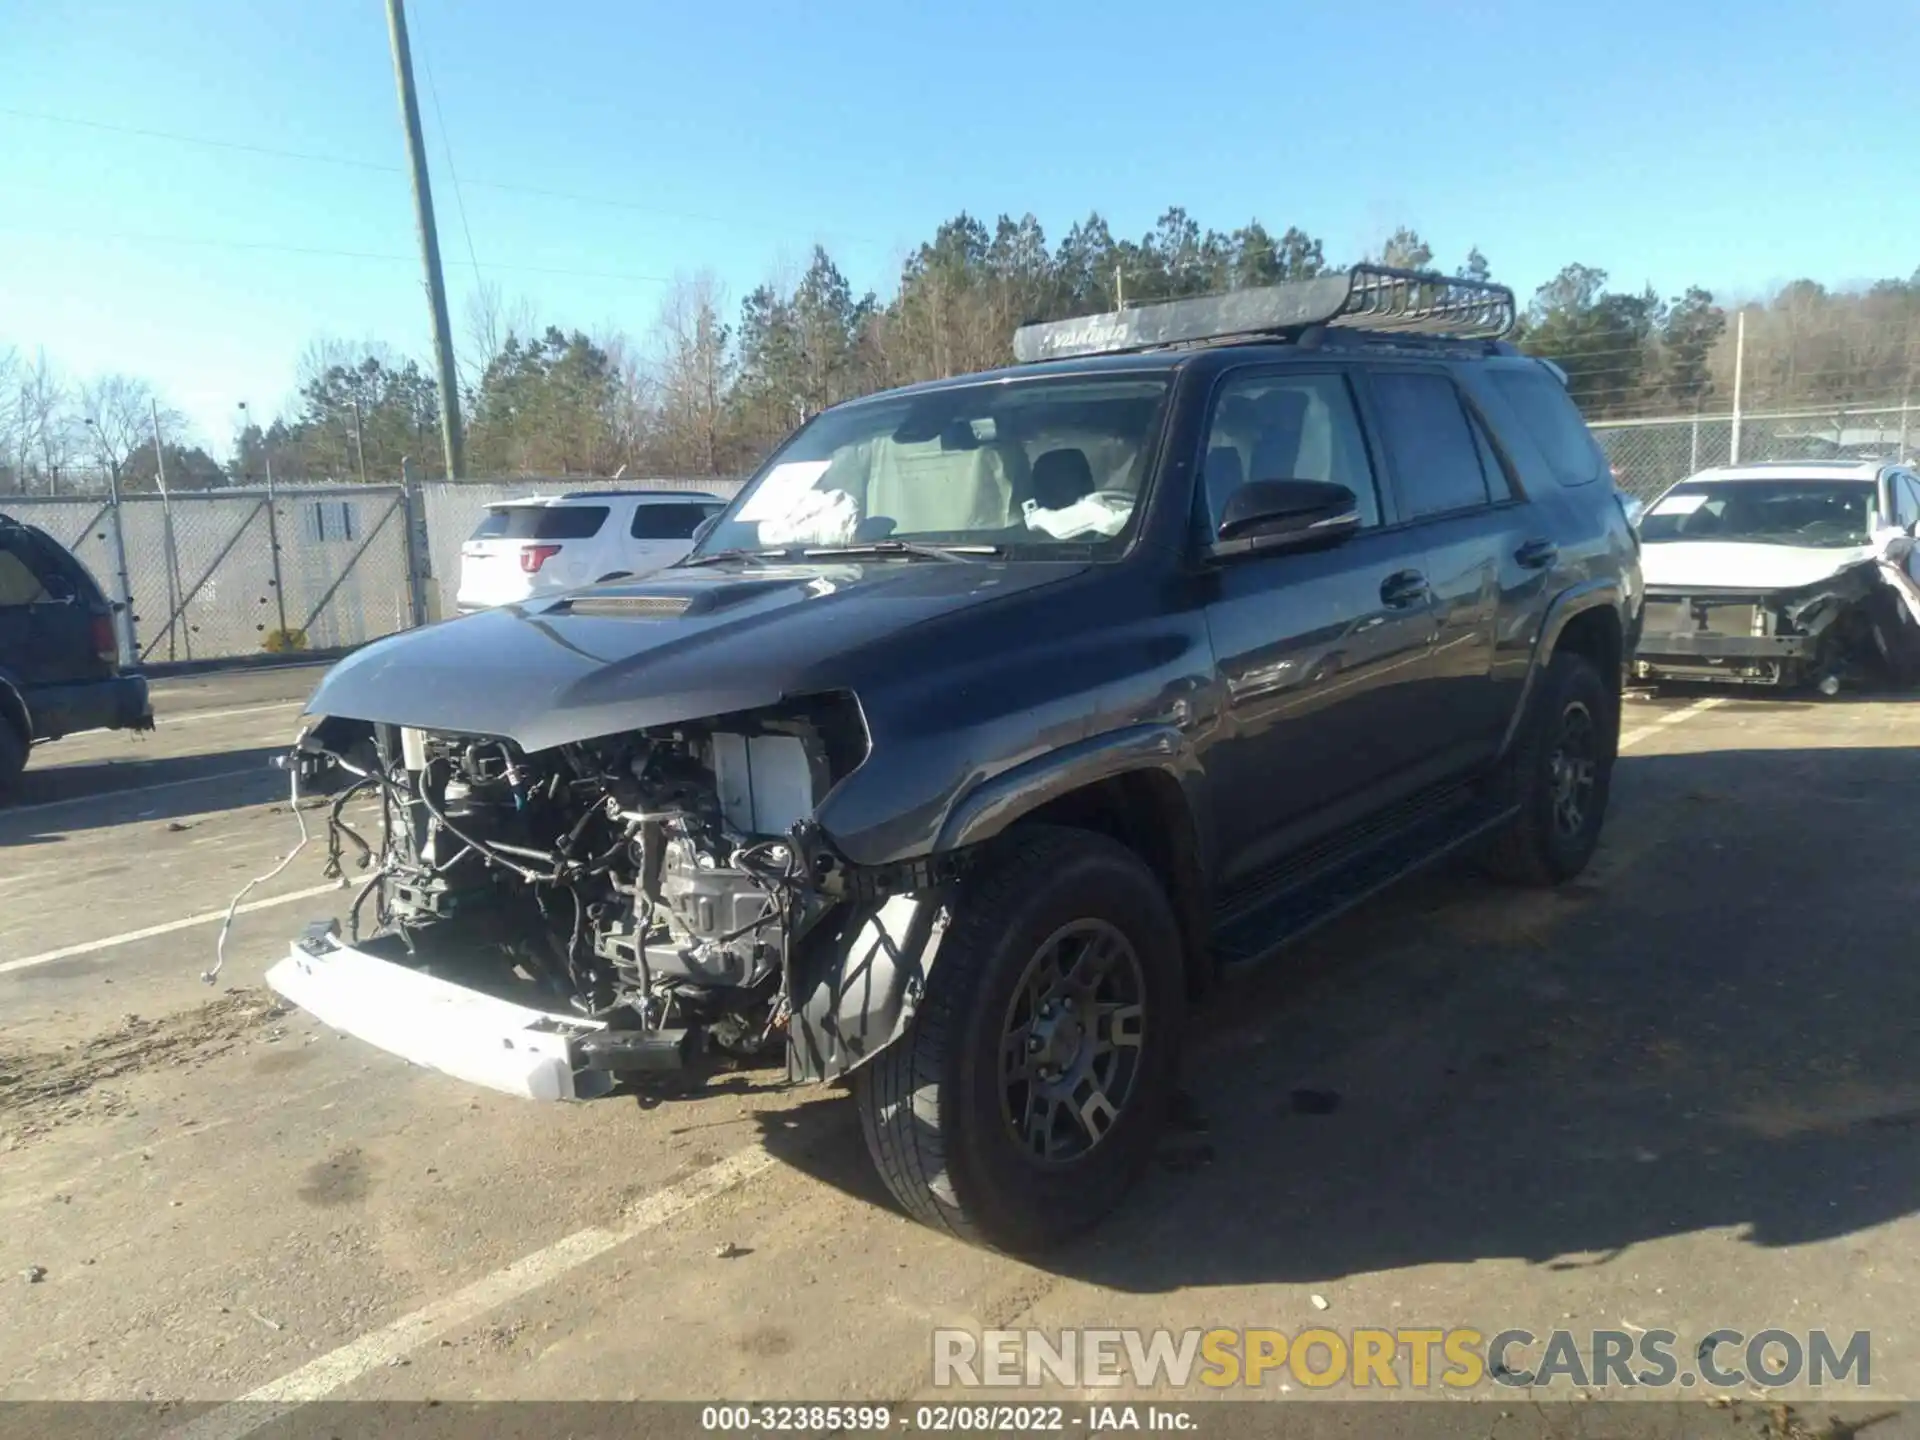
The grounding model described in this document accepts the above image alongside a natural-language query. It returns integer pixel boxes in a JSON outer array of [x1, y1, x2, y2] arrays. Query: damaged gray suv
[[270, 266, 1642, 1251]]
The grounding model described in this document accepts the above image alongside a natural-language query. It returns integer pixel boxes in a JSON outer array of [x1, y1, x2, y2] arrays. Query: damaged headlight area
[[269, 693, 956, 1097], [1634, 560, 1920, 691]]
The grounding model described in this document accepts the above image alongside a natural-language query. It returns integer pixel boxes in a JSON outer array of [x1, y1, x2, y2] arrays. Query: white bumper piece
[[265, 937, 606, 1101]]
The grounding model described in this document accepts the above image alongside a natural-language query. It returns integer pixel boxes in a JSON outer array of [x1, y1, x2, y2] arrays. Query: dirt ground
[[3, 663, 1918, 1435]]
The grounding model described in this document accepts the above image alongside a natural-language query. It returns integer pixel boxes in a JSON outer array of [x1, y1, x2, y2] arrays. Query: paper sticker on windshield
[[1649, 492, 1710, 516], [737, 461, 831, 523]]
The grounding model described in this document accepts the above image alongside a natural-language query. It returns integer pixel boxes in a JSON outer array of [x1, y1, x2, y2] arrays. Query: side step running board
[[1211, 799, 1518, 970]]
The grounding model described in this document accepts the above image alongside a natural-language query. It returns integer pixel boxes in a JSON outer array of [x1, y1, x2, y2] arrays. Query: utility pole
[[351, 395, 371, 484], [1729, 309, 1746, 466], [385, 0, 464, 478], [83, 417, 137, 665], [151, 397, 186, 661]]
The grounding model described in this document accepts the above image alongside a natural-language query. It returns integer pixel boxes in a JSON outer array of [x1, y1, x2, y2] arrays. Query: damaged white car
[[1632, 460, 1920, 692]]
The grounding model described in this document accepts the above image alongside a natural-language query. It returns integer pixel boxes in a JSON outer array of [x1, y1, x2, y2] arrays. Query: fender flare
[[1498, 578, 1624, 759], [932, 721, 1193, 855], [788, 724, 1207, 1084]]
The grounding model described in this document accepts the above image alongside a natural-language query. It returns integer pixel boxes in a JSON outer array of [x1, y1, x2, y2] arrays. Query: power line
[[0, 223, 673, 285], [0, 102, 895, 252], [0, 104, 401, 174], [412, 6, 484, 285]]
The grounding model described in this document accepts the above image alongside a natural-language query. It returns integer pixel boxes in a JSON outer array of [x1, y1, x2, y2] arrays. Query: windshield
[[690, 375, 1171, 560], [1639, 478, 1878, 549]]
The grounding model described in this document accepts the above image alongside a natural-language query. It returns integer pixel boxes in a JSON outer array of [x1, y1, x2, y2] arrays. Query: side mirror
[[1615, 489, 1647, 530], [1211, 479, 1361, 558], [691, 514, 721, 546]]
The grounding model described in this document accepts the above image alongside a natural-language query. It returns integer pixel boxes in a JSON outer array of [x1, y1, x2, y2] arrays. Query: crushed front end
[[1633, 560, 1920, 690], [268, 694, 956, 1100]]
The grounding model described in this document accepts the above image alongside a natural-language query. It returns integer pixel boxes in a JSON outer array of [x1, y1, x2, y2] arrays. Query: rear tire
[[0, 715, 27, 803], [854, 826, 1184, 1253], [1484, 650, 1616, 886]]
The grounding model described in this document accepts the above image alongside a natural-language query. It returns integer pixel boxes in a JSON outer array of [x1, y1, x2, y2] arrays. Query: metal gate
[[3, 486, 414, 663]]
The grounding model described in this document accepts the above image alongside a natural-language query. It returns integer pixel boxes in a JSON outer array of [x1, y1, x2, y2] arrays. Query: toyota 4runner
[[265, 265, 1643, 1251]]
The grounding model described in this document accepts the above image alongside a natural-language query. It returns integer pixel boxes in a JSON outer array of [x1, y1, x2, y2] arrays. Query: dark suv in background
[[270, 265, 1643, 1251], [0, 513, 152, 796]]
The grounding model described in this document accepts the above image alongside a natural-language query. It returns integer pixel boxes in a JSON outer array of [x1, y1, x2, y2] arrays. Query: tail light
[[520, 544, 563, 574], [91, 611, 118, 668]]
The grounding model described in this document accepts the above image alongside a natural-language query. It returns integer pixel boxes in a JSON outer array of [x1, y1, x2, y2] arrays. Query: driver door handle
[[1380, 569, 1429, 608], [1515, 536, 1559, 570]]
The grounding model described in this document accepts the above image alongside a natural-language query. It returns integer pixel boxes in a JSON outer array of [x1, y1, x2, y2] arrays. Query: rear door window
[[484, 506, 609, 540], [1468, 409, 1515, 502], [630, 502, 718, 540], [1370, 371, 1501, 520], [1484, 366, 1606, 487]]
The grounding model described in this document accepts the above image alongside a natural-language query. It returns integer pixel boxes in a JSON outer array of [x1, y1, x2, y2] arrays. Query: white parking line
[[1619, 695, 1726, 750], [0, 881, 341, 975], [3, 766, 272, 818], [168, 1145, 779, 1440], [160, 700, 307, 725]]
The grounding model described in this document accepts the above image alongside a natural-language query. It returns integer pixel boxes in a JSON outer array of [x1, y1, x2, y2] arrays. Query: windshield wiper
[[801, 540, 1003, 563], [679, 547, 795, 568]]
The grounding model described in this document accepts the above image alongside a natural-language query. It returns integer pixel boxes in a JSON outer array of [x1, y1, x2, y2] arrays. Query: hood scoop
[[563, 594, 693, 619]]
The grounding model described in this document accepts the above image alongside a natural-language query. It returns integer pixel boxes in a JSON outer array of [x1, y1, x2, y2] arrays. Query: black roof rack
[[1011, 263, 1517, 364], [553, 488, 722, 501]]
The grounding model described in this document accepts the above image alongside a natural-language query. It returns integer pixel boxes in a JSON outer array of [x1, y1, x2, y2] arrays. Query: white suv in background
[[455, 490, 726, 612]]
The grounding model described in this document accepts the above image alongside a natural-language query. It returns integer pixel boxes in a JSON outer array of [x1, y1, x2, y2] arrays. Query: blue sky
[[3, 0, 1914, 453]]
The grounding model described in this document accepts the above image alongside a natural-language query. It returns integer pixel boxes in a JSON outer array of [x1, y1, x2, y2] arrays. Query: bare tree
[[599, 331, 658, 468], [460, 280, 538, 392], [650, 272, 734, 474], [77, 373, 183, 489], [295, 335, 406, 394], [19, 350, 76, 493], [0, 347, 22, 491]]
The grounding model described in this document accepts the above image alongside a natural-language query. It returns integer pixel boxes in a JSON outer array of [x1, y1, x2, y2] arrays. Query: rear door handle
[[1515, 537, 1559, 569], [1380, 569, 1429, 608]]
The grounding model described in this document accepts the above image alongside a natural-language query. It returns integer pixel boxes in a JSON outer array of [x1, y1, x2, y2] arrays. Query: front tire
[[854, 826, 1184, 1252], [1484, 649, 1616, 886]]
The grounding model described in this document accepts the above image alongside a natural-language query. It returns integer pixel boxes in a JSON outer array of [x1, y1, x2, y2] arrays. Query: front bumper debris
[[265, 930, 613, 1101]]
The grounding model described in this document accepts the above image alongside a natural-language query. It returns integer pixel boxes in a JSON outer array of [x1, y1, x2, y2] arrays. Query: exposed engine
[[295, 699, 869, 1059]]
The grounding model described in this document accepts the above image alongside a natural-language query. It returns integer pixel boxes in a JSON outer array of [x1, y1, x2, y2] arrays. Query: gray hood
[[306, 558, 1086, 751]]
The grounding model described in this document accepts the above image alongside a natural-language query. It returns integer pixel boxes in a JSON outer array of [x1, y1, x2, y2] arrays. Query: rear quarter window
[[1, 530, 94, 604], [629, 502, 719, 541], [1484, 365, 1606, 487], [0, 547, 49, 605], [482, 505, 609, 540]]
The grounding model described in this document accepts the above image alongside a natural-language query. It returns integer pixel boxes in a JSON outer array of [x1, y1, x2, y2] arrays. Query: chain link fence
[[2, 475, 748, 667], [4, 486, 415, 663], [1593, 403, 1916, 501]]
